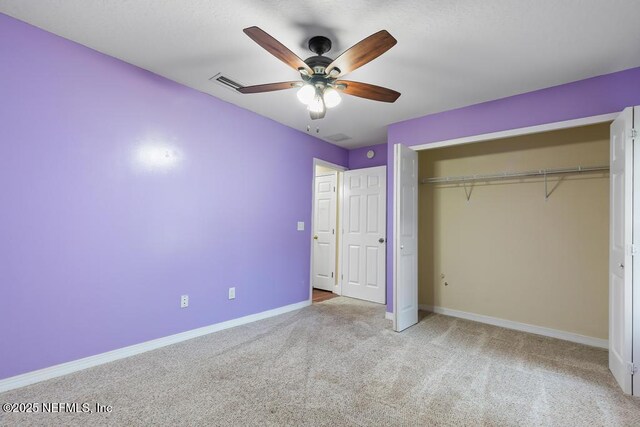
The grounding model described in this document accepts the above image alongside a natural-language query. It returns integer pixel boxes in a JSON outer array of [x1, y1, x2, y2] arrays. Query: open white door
[[610, 107, 634, 394], [342, 166, 386, 304], [633, 107, 640, 396], [393, 144, 418, 332], [313, 173, 337, 291]]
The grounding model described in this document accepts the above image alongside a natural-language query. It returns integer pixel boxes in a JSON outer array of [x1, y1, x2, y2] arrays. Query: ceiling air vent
[[325, 133, 351, 143], [209, 73, 245, 92]]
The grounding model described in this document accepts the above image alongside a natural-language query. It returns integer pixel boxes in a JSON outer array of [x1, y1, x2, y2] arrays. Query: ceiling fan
[[238, 26, 401, 120]]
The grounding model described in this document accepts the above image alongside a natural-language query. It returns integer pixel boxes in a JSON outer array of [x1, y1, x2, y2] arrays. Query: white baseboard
[[419, 304, 607, 349], [385, 311, 393, 321], [0, 300, 311, 393]]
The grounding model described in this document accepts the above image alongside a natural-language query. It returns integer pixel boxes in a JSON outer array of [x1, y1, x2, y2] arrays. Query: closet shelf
[[421, 165, 609, 185]]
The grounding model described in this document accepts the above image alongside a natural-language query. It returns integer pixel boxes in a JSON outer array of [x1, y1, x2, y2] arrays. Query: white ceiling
[[2, 0, 640, 148]]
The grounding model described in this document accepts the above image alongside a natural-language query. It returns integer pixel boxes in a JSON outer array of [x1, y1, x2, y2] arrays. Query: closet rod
[[421, 165, 609, 185]]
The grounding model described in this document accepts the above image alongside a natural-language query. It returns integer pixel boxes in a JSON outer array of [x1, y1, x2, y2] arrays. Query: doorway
[[393, 109, 639, 395], [310, 160, 388, 305], [311, 159, 344, 300]]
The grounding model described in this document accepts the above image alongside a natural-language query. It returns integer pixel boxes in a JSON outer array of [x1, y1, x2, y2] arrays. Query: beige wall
[[316, 165, 336, 175], [418, 123, 610, 339]]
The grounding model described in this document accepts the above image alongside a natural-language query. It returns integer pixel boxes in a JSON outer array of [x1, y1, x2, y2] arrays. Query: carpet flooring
[[2, 297, 640, 426]]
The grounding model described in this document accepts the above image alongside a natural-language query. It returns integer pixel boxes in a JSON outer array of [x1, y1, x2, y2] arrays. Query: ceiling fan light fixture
[[296, 84, 316, 105], [323, 87, 341, 108], [239, 27, 400, 119], [308, 93, 325, 114]]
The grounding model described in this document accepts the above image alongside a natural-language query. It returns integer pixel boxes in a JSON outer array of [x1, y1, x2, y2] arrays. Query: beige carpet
[[2, 297, 640, 426]]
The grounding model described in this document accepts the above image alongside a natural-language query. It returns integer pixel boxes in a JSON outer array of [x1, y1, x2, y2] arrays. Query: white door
[[610, 107, 634, 394], [394, 144, 418, 332], [632, 107, 640, 395], [342, 166, 386, 304], [313, 173, 337, 291]]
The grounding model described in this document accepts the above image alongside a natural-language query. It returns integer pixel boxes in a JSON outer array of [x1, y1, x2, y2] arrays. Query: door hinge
[[333, 186, 336, 192], [341, 274, 344, 280], [331, 272, 334, 278], [631, 244, 639, 256], [631, 129, 638, 139], [332, 229, 335, 235], [628, 362, 638, 375]]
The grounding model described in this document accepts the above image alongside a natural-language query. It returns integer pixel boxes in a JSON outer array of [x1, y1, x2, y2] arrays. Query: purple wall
[[347, 143, 387, 169], [0, 14, 347, 380], [385, 66, 640, 312]]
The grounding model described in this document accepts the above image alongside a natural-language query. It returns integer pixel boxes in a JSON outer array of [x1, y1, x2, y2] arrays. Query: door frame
[[392, 111, 619, 331], [310, 158, 347, 303]]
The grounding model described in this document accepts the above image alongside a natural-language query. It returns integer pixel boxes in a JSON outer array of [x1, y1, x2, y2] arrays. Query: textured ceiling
[[2, 0, 640, 148]]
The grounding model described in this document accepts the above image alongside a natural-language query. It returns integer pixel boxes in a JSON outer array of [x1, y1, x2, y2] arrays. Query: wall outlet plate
[[180, 295, 189, 308], [228, 287, 235, 300]]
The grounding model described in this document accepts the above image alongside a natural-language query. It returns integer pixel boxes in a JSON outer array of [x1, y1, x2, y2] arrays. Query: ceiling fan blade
[[243, 26, 314, 76], [326, 30, 397, 77], [336, 80, 401, 103], [237, 81, 300, 94]]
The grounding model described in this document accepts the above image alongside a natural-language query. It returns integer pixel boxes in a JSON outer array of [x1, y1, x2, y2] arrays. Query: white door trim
[[410, 112, 618, 151], [310, 159, 347, 302], [392, 111, 619, 335]]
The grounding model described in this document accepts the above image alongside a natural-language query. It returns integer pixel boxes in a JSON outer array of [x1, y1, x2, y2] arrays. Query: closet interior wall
[[418, 123, 611, 340]]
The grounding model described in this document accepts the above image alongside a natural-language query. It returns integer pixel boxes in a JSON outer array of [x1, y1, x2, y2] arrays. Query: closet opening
[[417, 122, 611, 346]]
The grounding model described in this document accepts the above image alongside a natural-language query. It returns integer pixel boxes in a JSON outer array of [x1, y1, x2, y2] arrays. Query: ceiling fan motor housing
[[304, 55, 332, 76], [306, 36, 334, 75], [308, 35, 332, 56]]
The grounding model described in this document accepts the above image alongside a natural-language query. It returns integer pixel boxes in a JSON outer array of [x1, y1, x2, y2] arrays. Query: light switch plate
[[297, 221, 305, 231], [228, 287, 236, 300]]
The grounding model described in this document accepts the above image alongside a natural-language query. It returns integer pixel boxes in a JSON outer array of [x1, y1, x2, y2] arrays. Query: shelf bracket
[[544, 170, 566, 200], [544, 171, 549, 201], [462, 181, 473, 202]]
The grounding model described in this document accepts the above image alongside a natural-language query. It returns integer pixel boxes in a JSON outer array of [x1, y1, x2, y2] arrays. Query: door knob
[[379, 238, 385, 243], [619, 263, 624, 269], [400, 245, 404, 250], [313, 235, 318, 240]]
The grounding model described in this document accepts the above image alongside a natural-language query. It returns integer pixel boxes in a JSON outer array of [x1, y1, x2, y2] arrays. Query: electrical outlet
[[297, 221, 304, 231], [180, 295, 189, 308], [228, 287, 235, 300]]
